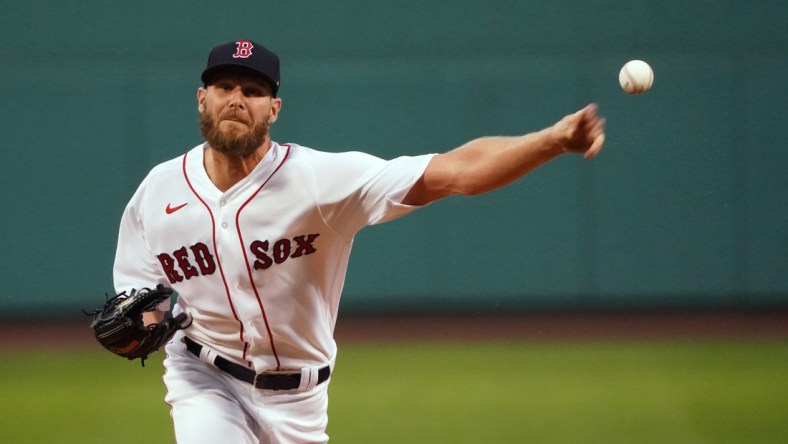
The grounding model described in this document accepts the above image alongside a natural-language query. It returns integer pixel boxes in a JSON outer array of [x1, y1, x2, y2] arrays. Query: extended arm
[[403, 104, 605, 205]]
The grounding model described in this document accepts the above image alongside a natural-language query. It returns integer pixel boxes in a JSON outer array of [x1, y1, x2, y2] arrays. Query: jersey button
[[219, 199, 226, 207], [221, 221, 228, 229]]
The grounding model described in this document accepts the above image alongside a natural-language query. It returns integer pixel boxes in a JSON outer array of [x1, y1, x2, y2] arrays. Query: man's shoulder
[[146, 144, 202, 177], [124, 145, 201, 206], [281, 142, 381, 165]]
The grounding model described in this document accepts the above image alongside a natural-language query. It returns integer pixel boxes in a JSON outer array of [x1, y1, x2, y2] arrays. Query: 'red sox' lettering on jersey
[[157, 234, 320, 282], [157, 242, 217, 283], [250, 233, 320, 270]]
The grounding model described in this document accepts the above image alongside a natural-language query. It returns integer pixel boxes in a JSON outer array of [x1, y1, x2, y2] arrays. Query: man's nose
[[228, 87, 246, 109]]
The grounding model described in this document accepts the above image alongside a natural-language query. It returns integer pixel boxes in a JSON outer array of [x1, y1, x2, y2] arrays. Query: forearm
[[443, 128, 563, 196], [403, 104, 604, 205]]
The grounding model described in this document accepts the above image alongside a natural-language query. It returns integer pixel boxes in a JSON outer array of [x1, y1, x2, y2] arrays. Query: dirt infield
[[2, 311, 787, 351]]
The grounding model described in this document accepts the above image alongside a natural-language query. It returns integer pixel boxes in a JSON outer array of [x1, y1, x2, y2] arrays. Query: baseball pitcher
[[90, 39, 605, 443]]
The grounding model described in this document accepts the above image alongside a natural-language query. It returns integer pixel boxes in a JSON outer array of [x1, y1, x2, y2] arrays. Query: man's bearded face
[[199, 106, 270, 157]]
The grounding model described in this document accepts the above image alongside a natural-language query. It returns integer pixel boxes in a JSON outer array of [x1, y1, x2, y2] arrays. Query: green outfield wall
[[1, 1, 786, 315]]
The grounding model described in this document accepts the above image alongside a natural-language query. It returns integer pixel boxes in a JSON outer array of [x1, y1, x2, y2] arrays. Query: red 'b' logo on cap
[[232, 40, 254, 58]]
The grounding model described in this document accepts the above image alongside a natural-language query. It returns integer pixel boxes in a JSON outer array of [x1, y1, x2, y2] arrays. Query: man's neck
[[204, 140, 272, 192]]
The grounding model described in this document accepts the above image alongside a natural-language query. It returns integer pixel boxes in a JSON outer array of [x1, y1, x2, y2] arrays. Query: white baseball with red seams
[[115, 142, 433, 371], [619, 59, 654, 94]]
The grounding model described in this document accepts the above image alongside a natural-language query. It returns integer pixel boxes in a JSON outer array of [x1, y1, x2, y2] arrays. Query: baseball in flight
[[619, 60, 654, 94]]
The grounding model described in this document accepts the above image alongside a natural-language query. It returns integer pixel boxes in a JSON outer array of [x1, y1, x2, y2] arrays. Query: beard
[[199, 108, 270, 157]]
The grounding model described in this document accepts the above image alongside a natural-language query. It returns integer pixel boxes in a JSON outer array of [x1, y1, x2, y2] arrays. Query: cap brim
[[201, 65, 279, 94]]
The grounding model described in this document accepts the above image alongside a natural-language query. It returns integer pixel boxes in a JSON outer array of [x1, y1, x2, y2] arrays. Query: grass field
[[2, 340, 787, 443]]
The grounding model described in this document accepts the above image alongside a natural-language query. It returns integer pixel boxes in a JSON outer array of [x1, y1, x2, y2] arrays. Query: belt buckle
[[253, 372, 265, 388], [254, 370, 301, 390]]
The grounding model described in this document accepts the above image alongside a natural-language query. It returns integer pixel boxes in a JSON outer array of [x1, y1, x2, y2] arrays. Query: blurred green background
[[2, 341, 788, 443], [1, 0, 787, 315]]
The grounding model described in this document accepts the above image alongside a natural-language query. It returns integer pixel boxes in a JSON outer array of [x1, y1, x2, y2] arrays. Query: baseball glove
[[85, 284, 189, 366]]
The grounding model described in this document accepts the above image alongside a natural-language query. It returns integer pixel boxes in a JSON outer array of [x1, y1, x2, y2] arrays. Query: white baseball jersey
[[114, 142, 434, 373]]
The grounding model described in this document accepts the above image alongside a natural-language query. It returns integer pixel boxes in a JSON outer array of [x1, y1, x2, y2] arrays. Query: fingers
[[580, 103, 601, 128], [553, 103, 606, 158], [583, 103, 598, 118], [580, 104, 605, 159], [584, 132, 605, 159]]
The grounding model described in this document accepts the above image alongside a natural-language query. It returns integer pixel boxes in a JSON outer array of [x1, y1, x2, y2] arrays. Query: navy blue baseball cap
[[201, 40, 281, 96]]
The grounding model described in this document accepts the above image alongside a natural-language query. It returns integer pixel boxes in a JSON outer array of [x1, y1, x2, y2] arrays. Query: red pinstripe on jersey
[[181, 149, 252, 366], [236, 144, 291, 369]]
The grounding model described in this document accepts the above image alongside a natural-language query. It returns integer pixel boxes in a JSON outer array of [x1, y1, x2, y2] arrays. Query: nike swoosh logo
[[165, 203, 188, 214]]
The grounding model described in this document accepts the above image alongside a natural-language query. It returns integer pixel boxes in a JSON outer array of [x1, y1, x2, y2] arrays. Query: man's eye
[[244, 88, 264, 97]]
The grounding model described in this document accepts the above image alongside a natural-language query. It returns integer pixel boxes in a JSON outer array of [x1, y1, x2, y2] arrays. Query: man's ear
[[268, 97, 283, 124], [197, 87, 207, 113]]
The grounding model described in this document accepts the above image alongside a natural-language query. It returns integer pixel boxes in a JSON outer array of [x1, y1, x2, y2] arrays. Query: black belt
[[183, 336, 330, 391]]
